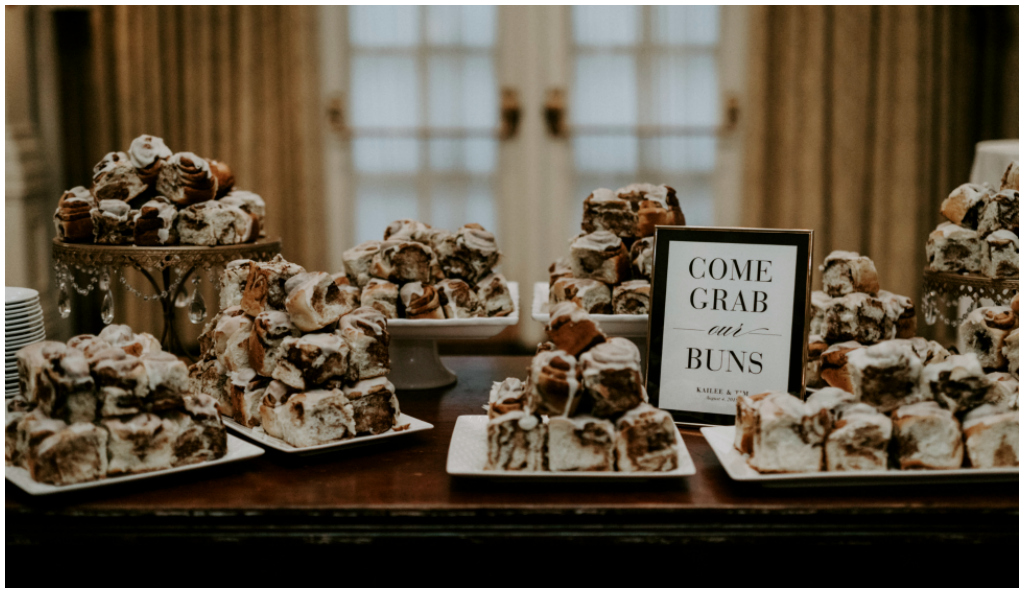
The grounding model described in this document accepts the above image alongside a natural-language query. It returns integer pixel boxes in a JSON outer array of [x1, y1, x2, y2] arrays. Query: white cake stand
[[387, 282, 519, 390], [531, 282, 650, 372]]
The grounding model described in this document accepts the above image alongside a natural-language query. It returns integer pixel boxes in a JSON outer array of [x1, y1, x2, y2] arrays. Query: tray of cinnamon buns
[[53, 134, 266, 247], [532, 183, 681, 337], [341, 219, 518, 339]]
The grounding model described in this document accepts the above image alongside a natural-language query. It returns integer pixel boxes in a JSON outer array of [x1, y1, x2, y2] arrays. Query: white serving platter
[[531, 282, 648, 337], [223, 413, 433, 455], [701, 425, 1019, 488], [5, 287, 40, 305], [386, 282, 520, 339], [5, 434, 264, 495], [446, 414, 695, 480], [6, 334, 47, 349]]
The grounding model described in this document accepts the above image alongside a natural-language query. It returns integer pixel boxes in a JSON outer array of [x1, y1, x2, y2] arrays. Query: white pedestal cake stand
[[387, 282, 519, 390], [531, 282, 650, 372]]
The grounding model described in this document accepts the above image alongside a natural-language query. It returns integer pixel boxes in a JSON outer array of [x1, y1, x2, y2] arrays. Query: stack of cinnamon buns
[[341, 220, 514, 319], [745, 293, 1019, 473], [191, 255, 403, 448], [927, 161, 1018, 278], [546, 183, 684, 316], [52, 134, 266, 247], [7, 325, 227, 485], [485, 301, 680, 472]]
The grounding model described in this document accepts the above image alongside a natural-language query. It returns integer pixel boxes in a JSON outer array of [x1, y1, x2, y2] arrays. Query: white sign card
[[645, 227, 813, 426]]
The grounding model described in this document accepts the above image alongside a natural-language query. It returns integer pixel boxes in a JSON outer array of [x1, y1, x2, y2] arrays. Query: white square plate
[[446, 414, 695, 479], [6, 434, 264, 496], [701, 425, 1019, 487], [223, 413, 433, 455], [385, 282, 519, 340], [531, 282, 648, 337]]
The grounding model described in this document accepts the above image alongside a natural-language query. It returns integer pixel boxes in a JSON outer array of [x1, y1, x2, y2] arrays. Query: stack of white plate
[[7, 287, 45, 398]]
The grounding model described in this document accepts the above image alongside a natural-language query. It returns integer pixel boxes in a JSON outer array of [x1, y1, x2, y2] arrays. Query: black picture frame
[[645, 226, 813, 426]]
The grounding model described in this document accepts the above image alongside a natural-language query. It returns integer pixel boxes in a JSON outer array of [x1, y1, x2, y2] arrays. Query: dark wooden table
[[6, 357, 1018, 582]]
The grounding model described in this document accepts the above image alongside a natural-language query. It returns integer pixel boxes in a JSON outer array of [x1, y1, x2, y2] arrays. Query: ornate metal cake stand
[[921, 268, 1018, 327], [52, 238, 281, 357]]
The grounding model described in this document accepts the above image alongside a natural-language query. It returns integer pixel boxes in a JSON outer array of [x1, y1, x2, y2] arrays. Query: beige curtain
[[64, 6, 326, 340], [743, 6, 1018, 342]]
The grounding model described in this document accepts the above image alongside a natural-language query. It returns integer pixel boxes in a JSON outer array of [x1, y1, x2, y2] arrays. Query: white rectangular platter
[[531, 282, 647, 337], [6, 434, 264, 496], [446, 414, 695, 480], [224, 413, 433, 455], [387, 282, 519, 340], [702, 425, 1019, 488]]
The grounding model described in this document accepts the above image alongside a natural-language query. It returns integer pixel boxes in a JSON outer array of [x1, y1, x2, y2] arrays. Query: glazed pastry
[[271, 389, 356, 448], [434, 223, 501, 284], [1000, 161, 1019, 192], [284, 271, 359, 332], [219, 190, 265, 238], [891, 401, 963, 470], [342, 376, 401, 435], [529, 349, 583, 416], [213, 311, 254, 373], [921, 354, 994, 415], [817, 341, 866, 394], [360, 278, 399, 319], [272, 333, 349, 390], [476, 273, 515, 317], [977, 189, 1019, 237], [569, 231, 630, 285], [958, 306, 1016, 369], [247, 310, 301, 376], [1004, 329, 1019, 379], [5, 399, 33, 466], [257, 381, 294, 440], [33, 349, 97, 425], [92, 151, 148, 202], [25, 423, 109, 486], [338, 307, 390, 381], [98, 324, 137, 348], [240, 255, 307, 316], [177, 201, 254, 246], [579, 338, 645, 418], [548, 277, 612, 315], [487, 377, 532, 419], [14, 411, 66, 471], [133, 196, 178, 246], [904, 337, 951, 366], [981, 230, 1018, 278], [384, 219, 432, 243], [748, 392, 823, 473], [619, 183, 685, 237], [103, 413, 176, 475], [399, 282, 445, 319], [985, 372, 1018, 409], [53, 187, 97, 243], [371, 241, 443, 285], [169, 393, 228, 465], [824, 407, 892, 471], [822, 251, 880, 297], [805, 335, 828, 388], [140, 351, 190, 411], [207, 159, 235, 198], [809, 291, 834, 337], [119, 332, 161, 358], [804, 386, 858, 432], [846, 341, 925, 413], [581, 188, 638, 239], [227, 368, 268, 427], [549, 257, 574, 285], [127, 134, 173, 189], [91, 199, 137, 245], [156, 151, 218, 206], [547, 415, 616, 472], [188, 356, 231, 416], [545, 301, 606, 356], [612, 280, 650, 315], [614, 403, 679, 472], [629, 237, 654, 281], [93, 354, 148, 417], [219, 259, 253, 310], [823, 292, 887, 344], [485, 411, 546, 471], [877, 290, 917, 340], [435, 278, 482, 319], [342, 240, 383, 287], [926, 222, 982, 273], [962, 405, 1018, 468], [940, 183, 991, 229]]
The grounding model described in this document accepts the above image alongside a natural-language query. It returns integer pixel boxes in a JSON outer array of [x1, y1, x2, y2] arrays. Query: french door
[[319, 5, 747, 344]]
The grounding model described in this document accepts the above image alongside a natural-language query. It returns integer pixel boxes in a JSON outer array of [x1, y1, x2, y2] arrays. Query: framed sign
[[645, 226, 813, 426]]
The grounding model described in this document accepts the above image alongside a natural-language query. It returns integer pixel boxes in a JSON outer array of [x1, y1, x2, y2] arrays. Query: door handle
[[544, 88, 567, 138], [499, 87, 521, 140]]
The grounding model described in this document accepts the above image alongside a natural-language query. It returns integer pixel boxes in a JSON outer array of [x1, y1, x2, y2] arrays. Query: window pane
[[573, 6, 639, 47], [651, 6, 719, 46], [573, 134, 638, 174], [429, 179, 496, 236], [572, 55, 637, 127], [427, 138, 495, 173], [428, 55, 497, 128], [351, 56, 419, 128], [427, 5, 496, 47], [350, 6, 419, 48], [673, 177, 714, 226], [640, 136, 716, 174], [650, 53, 718, 126], [355, 180, 419, 244], [353, 138, 419, 174]]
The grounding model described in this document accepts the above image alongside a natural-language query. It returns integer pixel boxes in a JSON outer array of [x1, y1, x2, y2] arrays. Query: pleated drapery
[[64, 6, 326, 340], [742, 6, 1018, 341]]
